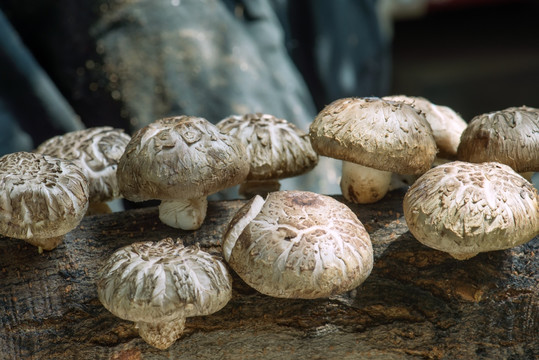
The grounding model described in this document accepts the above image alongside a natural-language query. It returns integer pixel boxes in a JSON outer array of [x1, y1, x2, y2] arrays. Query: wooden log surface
[[1, 190, 538, 359]]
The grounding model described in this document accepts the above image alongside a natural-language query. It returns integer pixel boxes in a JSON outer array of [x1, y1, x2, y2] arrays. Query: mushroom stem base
[[239, 180, 281, 198], [449, 252, 479, 261], [24, 236, 64, 251], [137, 318, 186, 350], [340, 161, 392, 204], [159, 197, 208, 230]]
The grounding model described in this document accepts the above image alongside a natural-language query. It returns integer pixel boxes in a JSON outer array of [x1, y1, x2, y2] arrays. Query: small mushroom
[[403, 161, 539, 260], [309, 97, 437, 204], [0, 152, 89, 252], [222, 190, 373, 299], [96, 238, 232, 350], [35, 126, 131, 214], [216, 113, 319, 197], [116, 116, 249, 230], [383, 95, 467, 161], [457, 106, 539, 180]]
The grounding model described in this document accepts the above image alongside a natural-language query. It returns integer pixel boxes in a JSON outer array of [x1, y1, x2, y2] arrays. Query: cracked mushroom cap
[[383, 95, 467, 159], [35, 126, 131, 203], [117, 116, 249, 202], [222, 190, 373, 299], [309, 97, 437, 175], [0, 152, 89, 250], [97, 238, 232, 349], [457, 106, 539, 173], [216, 113, 319, 181], [403, 161, 539, 260]]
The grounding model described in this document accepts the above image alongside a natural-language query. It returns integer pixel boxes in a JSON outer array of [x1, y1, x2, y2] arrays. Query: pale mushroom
[[0, 152, 89, 252], [116, 116, 249, 230], [216, 112, 319, 197], [35, 126, 131, 214], [222, 190, 373, 299], [457, 106, 539, 181], [383, 95, 467, 161], [97, 238, 232, 349], [403, 161, 539, 260], [309, 97, 437, 204]]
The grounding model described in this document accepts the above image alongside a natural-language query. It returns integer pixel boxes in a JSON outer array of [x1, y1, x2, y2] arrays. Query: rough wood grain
[[1, 190, 538, 360]]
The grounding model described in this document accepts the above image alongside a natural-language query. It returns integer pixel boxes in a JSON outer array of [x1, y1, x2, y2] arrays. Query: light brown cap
[[457, 106, 539, 172], [217, 113, 318, 181], [222, 190, 373, 299], [0, 152, 89, 249], [35, 126, 131, 203], [403, 161, 539, 260], [97, 237, 232, 349], [383, 95, 467, 159], [117, 116, 249, 202], [309, 97, 437, 175]]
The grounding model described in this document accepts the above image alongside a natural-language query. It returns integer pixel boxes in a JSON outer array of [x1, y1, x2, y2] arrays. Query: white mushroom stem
[[137, 318, 186, 350], [239, 180, 281, 198], [25, 236, 64, 253], [159, 197, 208, 230], [340, 161, 392, 204]]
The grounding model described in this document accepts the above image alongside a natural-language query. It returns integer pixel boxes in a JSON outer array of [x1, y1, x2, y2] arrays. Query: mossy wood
[[1, 190, 537, 359]]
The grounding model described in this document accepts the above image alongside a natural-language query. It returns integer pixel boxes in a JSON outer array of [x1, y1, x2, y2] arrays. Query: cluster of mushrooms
[[0, 96, 538, 349]]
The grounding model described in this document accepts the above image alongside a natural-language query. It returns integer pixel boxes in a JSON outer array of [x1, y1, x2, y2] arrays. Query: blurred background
[[0, 0, 538, 195]]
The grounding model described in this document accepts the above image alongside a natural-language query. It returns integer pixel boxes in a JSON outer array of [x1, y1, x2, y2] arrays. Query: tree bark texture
[[1, 190, 538, 359]]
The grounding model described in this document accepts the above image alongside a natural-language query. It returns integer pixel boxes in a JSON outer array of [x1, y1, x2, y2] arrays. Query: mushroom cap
[[457, 106, 539, 172], [97, 238, 232, 324], [216, 113, 319, 181], [403, 161, 539, 258], [309, 97, 437, 175], [383, 95, 467, 159], [0, 152, 89, 241], [35, 126, 131, 203], [222, 190, 373, 299], [117, 116, 249, 202]]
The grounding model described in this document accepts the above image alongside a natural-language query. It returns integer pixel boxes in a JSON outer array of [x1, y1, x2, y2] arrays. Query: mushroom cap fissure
[[457, 106, 539, 172], [225, 190, 373, 299], [35, 126, 131, 203], [403, 161, 539, 256], [217, 113, 318, 180], [0, 152, 89, 240], [117, 116, 249, 201], [309, 97, 437, 175], [383, 95, 466, 159], [97, 238, 232, 323]]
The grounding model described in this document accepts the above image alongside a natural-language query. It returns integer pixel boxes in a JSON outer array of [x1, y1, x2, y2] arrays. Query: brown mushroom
[[97, 238, 232, 349], [457, 106, 539, 180], [35, 126, 131, 214], [116, 116, 249, 230], [403, 161, 539, 260], [309, 97, 437, 203], [222, 190, 373, 299], [0, 152, 89, 252], [216, 112, 319, 197]]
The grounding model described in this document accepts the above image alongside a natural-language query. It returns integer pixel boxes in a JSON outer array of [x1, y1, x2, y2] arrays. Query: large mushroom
[[309, 97, 437, 203], [0, 152, 89, 252], [97, 238, 232, 349], [403, 161, 539, 260], [216, 112, 319, 197], [222, 190, 373, 299], [35, 126, 131, 214], [457, 106, 539, 180], [116, 115, 249, 230]]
